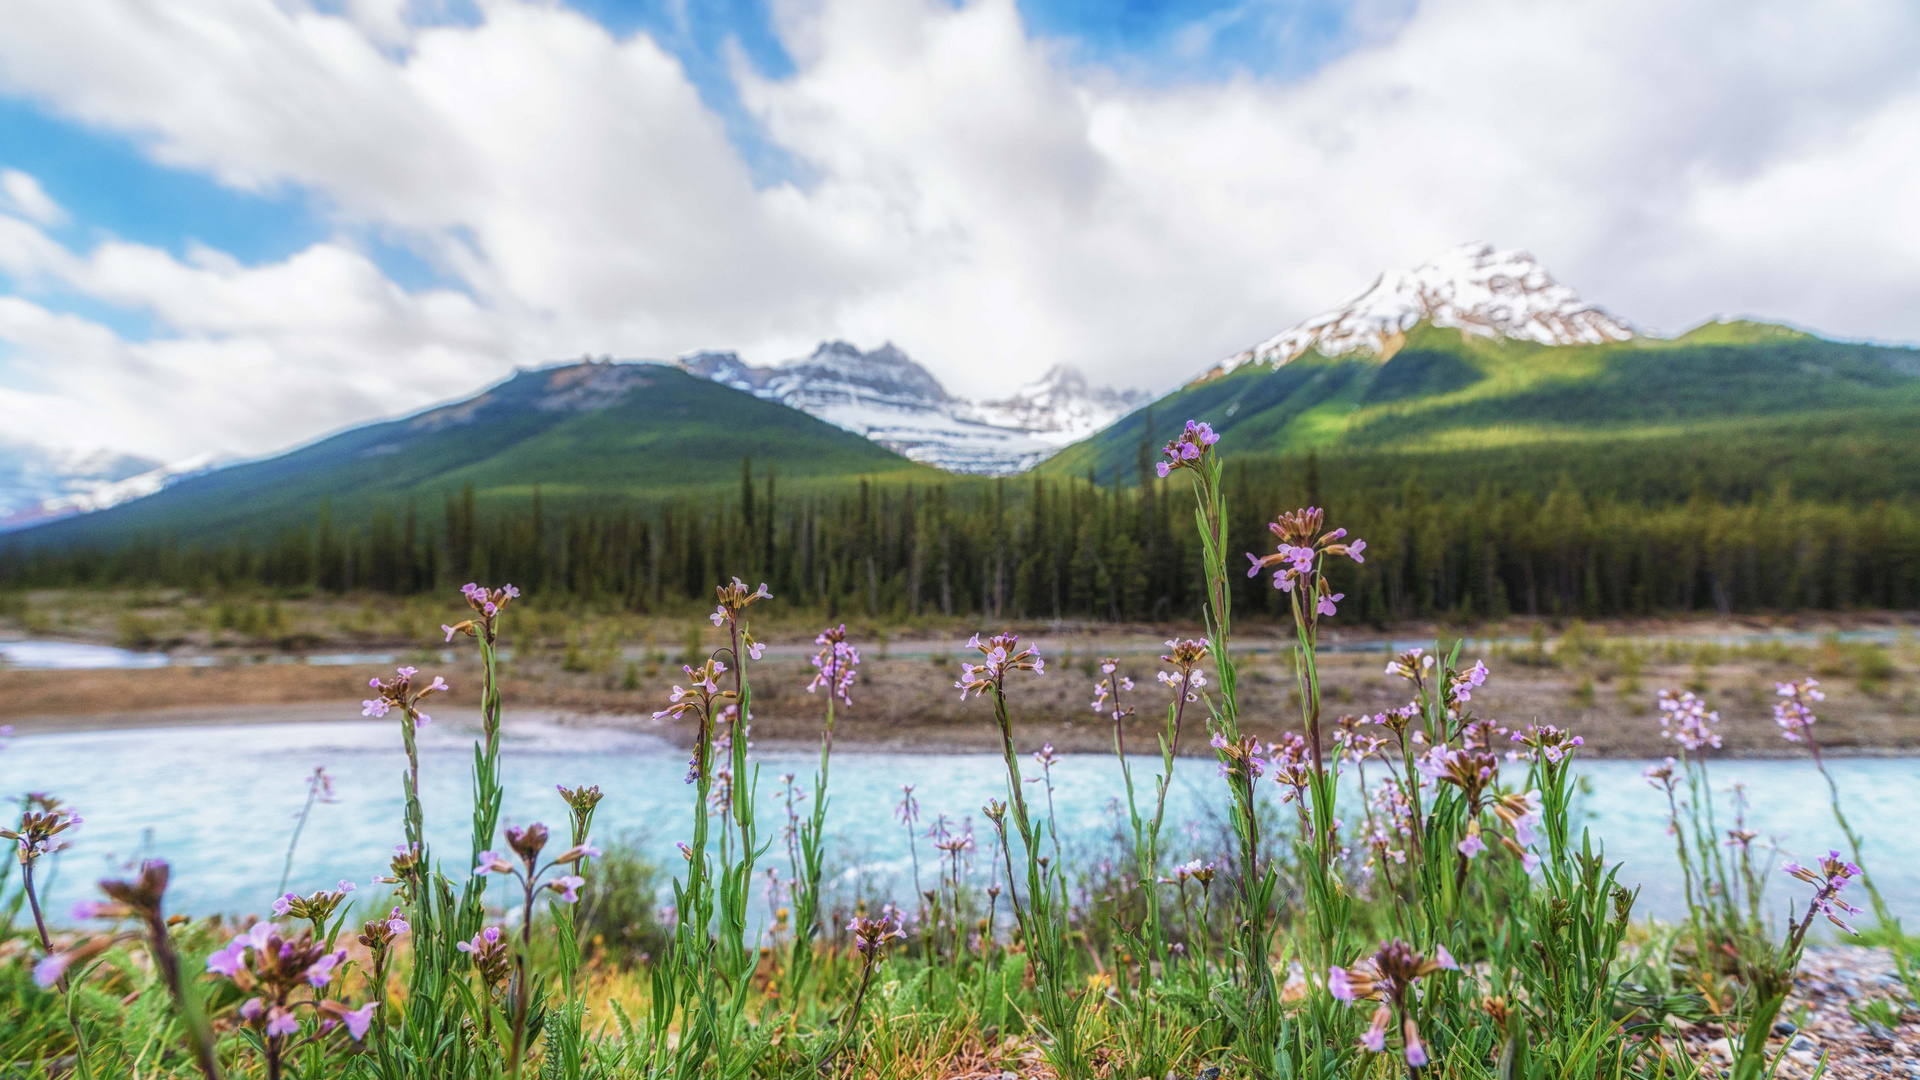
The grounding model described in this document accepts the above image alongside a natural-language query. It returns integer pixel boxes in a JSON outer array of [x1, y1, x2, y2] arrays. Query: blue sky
[[0, 0, 1914, 459]]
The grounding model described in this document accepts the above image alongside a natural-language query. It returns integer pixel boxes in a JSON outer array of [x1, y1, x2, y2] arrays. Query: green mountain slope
[[1041, 321, 1920, 494], [16, 362, 933, 545]]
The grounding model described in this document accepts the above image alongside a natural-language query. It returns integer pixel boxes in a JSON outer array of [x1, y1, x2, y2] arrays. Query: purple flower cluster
[[1782, 849, 1865, 934], [206, 922, 374, 1041], [1089, 658, 1135, 721], [807, 624, 861, 705], [710, 577, 774, 659], [457, 925, 513, 985], [848, 905, 909, 956], [1155, 420, 1220, 478], [443, 582, 519, 643], [1656, 689, 1722, 751], [2, 801, 82, 862], [1511, 723, 1585, 764], [1245, 507, 1366, 616], [954, 632, 1044, 700], [362, 665, 448, 727], [1329, 939, 1459, 1067], [1210, 732, 1268, 782], [1772, 678, 1823, 743]]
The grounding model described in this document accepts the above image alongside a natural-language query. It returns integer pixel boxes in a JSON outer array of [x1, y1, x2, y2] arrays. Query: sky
[[0, 0, 1917, 462]]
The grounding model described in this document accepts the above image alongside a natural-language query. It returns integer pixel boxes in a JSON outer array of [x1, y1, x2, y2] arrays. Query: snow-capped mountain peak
[[1215, 243, 1634, 376], [974, 365, 1152, 441], [678, 343, 1143, 475]]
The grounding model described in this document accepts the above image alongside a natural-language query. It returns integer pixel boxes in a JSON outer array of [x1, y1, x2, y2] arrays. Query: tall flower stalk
[[1772, 677, 1916, 999], [648, 577, 773, 1076], [1246, 505, 1367, 956], [473, 822, 592, 1076], [789, 624, 859, 1000], [958, 631, 1086, 1079], [1159, 420, 1285, 1060]]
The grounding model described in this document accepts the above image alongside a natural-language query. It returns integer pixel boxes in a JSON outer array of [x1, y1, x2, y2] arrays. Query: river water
[[5, 715, 1915, 932]]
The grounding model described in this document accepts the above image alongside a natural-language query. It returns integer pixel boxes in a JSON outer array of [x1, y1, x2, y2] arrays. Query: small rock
[[1772, 1020, 1798, 1036], [1787, 1034, 1817, 1054], [1705, 1037, 1732, 1061]]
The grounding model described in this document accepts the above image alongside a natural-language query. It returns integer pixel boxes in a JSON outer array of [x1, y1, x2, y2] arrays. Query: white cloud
[[0, 169, 66, 227], [0, 0, 1916, 460]]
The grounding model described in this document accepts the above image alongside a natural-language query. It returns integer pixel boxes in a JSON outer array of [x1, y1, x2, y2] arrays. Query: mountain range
[[7, 362, 929, 546], [1042, 244, 1920, 487], [8, 242, 1920, 547], [678, 341, 1148, 474]]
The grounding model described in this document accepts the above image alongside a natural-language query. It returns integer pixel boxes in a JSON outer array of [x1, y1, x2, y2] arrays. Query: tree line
[[6, 453, 1920, 623]]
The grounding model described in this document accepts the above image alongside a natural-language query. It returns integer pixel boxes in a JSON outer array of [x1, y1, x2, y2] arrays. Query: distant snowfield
[[679, 341, 1149, 475]]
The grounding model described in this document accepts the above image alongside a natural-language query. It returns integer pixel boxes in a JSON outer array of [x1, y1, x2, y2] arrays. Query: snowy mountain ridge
[[0, 450, 220, 532], [679, 341, 1147, 475], [1211, 243, 1636, 378]]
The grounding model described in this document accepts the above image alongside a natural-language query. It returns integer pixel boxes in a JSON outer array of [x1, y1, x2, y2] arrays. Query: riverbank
[[6, 638, 1919, 757]]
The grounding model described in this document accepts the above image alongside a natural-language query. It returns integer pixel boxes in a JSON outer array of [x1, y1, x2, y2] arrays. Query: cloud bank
[[0, 0, 1916, 459]]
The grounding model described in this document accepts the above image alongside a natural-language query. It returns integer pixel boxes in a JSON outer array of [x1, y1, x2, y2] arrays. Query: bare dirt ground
[[6, 618, 1919, 758]]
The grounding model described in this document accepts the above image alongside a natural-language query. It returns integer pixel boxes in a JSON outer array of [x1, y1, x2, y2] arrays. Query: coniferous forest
[[8, 440, 1920, 623]]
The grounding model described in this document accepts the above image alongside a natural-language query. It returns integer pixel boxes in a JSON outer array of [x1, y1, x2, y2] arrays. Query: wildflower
[[1030, 743, 1060, 774], [1385, 648, 1435, 683], [364, 666, 448, 727], [1492, 790, 1544, 849], [710, 577, 774, 662], [807, 624, 862, 705], [1157, 638, 1210, 705], [1247, 508, 1367, 611], [457, 925, 513, 985], [1511, 723, 1585, 764], [1090, 659, 1135, 722], [1782, 851, 1865, 934], [556, 783, 605, 819], [358, 906, 409, 965], [847, 910, 908, 957], [320, 1000, 378, 1041], [1212, 732, 1268, 782], [1155, 419, 1220, 478], [953, 632, 1044, 700], [1329, 939, 1458, 1067], [1, 803, 82, 864], [273, 880, 355, 925], [1772, 678, 1823, 743], [1447, 660, 1489, 705], [1656, 689, 1722, 751], [1268, 732, 1313, 804], [895, 784, 920, 825], [443, 583, 520, 643], [549, 875, 586, 903], [652, 658, 734, 722], [1457, 828, 1487, 858], [1642, 757, 1677, 791], [1417, 744, 1500, 807]]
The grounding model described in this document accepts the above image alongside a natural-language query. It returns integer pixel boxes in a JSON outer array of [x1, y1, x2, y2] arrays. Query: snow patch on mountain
[[0, 448, 218, 532], [1213, 243, 1635, 377], [680, 342, 1144, 475]]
